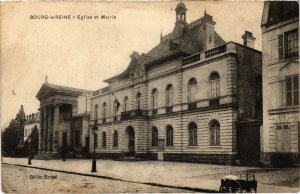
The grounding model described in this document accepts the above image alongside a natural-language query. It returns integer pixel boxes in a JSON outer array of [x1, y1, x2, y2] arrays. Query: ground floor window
[[102, 132, 106, 148], [152, 127, 158, 147], [209, 120, 220, 146], [188, 122, 197, 146], [113, 130, 118, 147], [166, 125, 173, 146]]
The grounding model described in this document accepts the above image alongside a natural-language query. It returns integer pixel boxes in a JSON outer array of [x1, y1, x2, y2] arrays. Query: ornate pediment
[[36, 83, 87, 101], [36, 84, 54, 101], [129, 58, 145, 79]]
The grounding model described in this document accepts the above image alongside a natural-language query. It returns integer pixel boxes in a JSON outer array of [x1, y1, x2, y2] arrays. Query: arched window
[[94, 104, 98, 121], [166, 125, 173, 146], [102, 132, 106, 148], [188, 78, 197, 102], [123, 96, 128, 111], [166, 84, 174, 106], [152, 127, 158, 147], [210, 72, 220, 99], [188, 122, 197, 146], [113, 130, 118, 147], [136, 93, 141, 109], [113, 99, 118, 117], [209, 120, 220, 146], [152, 89, 158, 109], [102, 102, 107, 118]]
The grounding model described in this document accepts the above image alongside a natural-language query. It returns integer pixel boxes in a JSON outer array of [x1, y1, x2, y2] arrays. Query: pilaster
[[43, 107, 48, 152], [39, 109, 44, 151], [47, 106, 53, 153], [52, 104, 60, 153]]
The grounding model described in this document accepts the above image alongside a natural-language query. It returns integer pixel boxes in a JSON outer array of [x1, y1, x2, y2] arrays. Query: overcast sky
[[1, 1, 264, 128]]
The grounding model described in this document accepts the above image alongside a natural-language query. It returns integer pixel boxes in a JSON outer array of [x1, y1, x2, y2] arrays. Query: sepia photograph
[[0, 1, 299, 193]]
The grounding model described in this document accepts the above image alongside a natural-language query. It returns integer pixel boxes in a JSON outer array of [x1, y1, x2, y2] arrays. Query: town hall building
[[88, 2, 262, 164]]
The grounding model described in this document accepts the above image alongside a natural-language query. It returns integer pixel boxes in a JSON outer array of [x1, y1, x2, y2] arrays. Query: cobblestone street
[[2, 164, 191, 193], [2, 157, 300, 193]]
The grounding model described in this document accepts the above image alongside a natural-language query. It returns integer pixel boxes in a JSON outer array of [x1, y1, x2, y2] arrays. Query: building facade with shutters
[[261, 1, 299, 166], [89, 2, 262, 164], [24, 112, 40, 142], [23, 112, 40, 155]]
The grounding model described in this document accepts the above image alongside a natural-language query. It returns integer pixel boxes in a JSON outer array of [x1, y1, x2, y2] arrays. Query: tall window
[[123, 96, 128, 111], [188, 122, 197, 146], [188, 78, 197, 102], [152, 127, 158, 147], [279, 29, 299, 59], [113, 99, 118, 117], [102, 102, 107, 118], [102, 132, 106, 148], [113, 130, 118, 147], [166, 125, 173, 146], [136, 93, 141, 109], [286, 75, 299, 106], [210, 72, 220, 99], [209, 120, 220, 146], [152, 89, 158, 109], [166, 84, 174, 106], [94, 105, 98, 121]]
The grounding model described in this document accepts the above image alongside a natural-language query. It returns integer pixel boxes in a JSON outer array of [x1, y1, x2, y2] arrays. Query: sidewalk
[[2, 157, 299, 193]]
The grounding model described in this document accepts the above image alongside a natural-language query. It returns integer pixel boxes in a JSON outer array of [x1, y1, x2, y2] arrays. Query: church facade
[[36, 83, 92, 158], [261, 1, 299, 166], [89, 3, 262, 164]]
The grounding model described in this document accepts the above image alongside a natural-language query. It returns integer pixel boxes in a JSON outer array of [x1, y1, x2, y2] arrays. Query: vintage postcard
[[1, 1, 299, 193]]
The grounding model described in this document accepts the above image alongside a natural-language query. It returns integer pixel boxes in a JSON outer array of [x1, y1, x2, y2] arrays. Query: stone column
[[47, 106, 53, 153], [52, 104, 60, 153], [70, 104, 78, 147], [38, 108, 44, 152], [43, 107, 48, 152]]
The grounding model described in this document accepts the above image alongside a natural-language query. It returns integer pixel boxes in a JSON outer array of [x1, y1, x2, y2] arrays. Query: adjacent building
[[89, 2, 262, 164], [261, 1, 299, 165], [35, 82, 92, 158], [24, 112, 40, 155], [24, 112, 40, 142]]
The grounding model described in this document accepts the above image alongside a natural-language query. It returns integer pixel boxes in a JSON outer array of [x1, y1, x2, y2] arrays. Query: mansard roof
[[261, 1, 299, 27], [36, 83, 92, 100], [104, 12, 225, 83]]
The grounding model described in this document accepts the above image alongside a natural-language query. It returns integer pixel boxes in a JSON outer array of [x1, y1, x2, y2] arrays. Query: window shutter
[[278, 34, 284, 60], [294, 75, 299, 105], [286, 76, 292, 106]]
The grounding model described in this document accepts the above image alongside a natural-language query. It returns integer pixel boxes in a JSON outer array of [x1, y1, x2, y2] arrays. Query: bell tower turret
[[175, 2, 187, 25]]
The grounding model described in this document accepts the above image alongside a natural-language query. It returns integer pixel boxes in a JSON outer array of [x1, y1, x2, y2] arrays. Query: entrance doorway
[[237, 122, 261, 164], [125, 126, 135, 156]]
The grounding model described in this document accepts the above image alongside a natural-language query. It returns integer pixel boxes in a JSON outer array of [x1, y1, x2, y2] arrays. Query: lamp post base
[[28, 157, 32, 165], [91, 158, 97, 172]]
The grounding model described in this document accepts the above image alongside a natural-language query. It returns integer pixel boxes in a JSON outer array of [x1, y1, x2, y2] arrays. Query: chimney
[[202, 10, 216, 50], [242, 31, 256, 48]]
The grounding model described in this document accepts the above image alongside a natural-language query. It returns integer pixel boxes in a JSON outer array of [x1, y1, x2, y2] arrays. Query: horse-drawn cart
[[219, 171, 257, 193]]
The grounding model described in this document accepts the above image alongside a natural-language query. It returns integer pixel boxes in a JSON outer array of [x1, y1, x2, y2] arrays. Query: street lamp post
[[28, 137, 32, 165], [91, 124, 98, 173], [62, 132, 67, 162]]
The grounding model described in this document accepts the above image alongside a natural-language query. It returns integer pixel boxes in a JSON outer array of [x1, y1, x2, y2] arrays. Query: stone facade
[[261, 2, 299, 166], [89, 3, 262, 164]]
